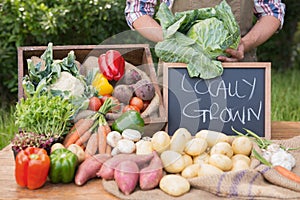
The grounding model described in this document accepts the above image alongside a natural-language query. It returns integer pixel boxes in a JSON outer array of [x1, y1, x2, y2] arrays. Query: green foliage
[[257, 0, 300, 70], [271, 69, 300, 121], [0, 106, 18, 150], [0, 0, 128, 103]]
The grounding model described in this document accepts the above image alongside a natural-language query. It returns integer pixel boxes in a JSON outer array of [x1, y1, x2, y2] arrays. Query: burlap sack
[[102, 136, 300, 200]]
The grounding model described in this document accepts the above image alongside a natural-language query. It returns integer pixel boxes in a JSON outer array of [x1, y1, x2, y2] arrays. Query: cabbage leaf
[[155, 0, 240, 79]]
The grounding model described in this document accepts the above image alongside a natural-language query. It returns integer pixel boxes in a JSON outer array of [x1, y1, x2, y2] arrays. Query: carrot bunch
[[63, 98, 115, 158]]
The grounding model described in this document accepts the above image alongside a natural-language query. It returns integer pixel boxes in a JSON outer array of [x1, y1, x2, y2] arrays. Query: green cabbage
[[155, 0, 240, 79]]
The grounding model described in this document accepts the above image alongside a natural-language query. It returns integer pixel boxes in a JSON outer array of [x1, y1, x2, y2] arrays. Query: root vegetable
[[210, 142, 233, 158], [184, 137, 208, 156], [75, 154, 111, 186], [122, 129, 142, 142], [122, 68, 142, 85], [159, 175, 190, 197], [208, 154, 233, 171], [182, 154, 193, 168], [140, 92, 160, 118], [134, 79, 155, 101], [195, 129, 230, 147], [198, 163, 223, 177], [231, 154, 251, 165], [124, 61, 151, 82], [232, 136, 253, 156], [135, 140, 153, 155], [51, 143, 65, 153], [151, 131, 170, 154], [193, 152, 210, 164], [114, 160, 139, 195], [112, 84, 134, 104], [231, 160, 250, 171], [170, 128, 191, 153], [85, 133, 98, 158], [139, 151, 163, 190], [181, 163, 200, 179], [96, 153, 153, 180], [68, 144, 85, 163], [160, 150, 185, 173]]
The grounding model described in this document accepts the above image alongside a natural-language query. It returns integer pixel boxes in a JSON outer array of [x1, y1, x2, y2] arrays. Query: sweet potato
[[96, 153, 153, 180], [114, 160, 139, 195], [74, 153, 111, 186], [139, 151, 163, 190]]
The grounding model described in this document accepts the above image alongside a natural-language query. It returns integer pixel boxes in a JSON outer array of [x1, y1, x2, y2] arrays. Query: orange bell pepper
[[15, 147, 50, 190]]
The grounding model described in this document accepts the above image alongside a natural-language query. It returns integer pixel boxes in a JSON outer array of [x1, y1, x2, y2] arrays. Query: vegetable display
[[111, 110, 145, 133], [49, 148, 78, 183], [154, 0, 240, 79], [15, 147, 50, 190]]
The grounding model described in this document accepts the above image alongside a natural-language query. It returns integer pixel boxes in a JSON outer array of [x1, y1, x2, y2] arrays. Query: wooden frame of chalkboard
[[162, 62, 271, 139]]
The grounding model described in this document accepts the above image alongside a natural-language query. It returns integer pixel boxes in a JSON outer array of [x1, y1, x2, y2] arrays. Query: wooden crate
[[17, 44, 167, 136]]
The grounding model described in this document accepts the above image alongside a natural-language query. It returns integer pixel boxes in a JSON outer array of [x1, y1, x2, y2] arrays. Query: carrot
[[105, 144, 112, 155], [75, 129, 92, 147], [64, 119, 85, 143], [85, 132, 98, 158], [63, 118, 95, 148], [98, 125, 108, 154], [74, 121, 98, 147], [274, 165, 300, 184]]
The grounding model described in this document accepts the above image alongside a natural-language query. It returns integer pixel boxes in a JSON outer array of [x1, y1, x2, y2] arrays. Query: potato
[[181, 164, 200, 179], [51, 143, 65, 153], [232, 136, 253, 156], [170, 128, 191, 153], [209, 154, 232, 171], [231, 160, 250, 171], [195, 130, 230, 147], [182, 154, 193, 168], [198, 163, 223, 177], [67, 144, 85, 163], [231, 154, 251, 165], [193, 152, 210, 164], [210, 142, 233, 158], [136, 140, 153, 155], [160, 150, 185, 173], [151, 131, 170, 154], [184, 138, 208, 156], [159, 175, 190, 197]]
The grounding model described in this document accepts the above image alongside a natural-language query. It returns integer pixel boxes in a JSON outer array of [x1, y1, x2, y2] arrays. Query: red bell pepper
[[98, 50, 125, 81], [15, 147, 50, 190]]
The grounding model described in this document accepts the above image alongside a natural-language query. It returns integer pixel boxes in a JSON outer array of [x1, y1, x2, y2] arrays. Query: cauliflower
[[50, 71, 85, 97]]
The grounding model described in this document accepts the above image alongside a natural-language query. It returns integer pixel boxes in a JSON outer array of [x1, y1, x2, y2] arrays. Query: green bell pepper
[[49, 148, 78, 183], [112, 110, 145, 133]]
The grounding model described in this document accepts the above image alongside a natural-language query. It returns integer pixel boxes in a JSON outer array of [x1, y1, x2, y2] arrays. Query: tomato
[[122, 105, 140, 113], [142, 100, 151, 111], [88, 96, 102, 111], [100, 94, 112, 104], [129, 97, 144, 111]]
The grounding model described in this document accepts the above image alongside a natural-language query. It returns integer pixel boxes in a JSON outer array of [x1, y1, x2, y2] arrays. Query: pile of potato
[[147, 128, 253, 196]]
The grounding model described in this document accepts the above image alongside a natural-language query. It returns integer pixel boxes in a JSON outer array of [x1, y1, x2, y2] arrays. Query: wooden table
[[1, 121, 299, 200]]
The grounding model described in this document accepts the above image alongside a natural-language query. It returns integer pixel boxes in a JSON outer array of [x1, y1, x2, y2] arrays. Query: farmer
[[125, 0, 285, 62]]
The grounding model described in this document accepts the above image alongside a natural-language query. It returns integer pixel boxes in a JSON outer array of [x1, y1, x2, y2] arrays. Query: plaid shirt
[[125, 0, 286, 30]]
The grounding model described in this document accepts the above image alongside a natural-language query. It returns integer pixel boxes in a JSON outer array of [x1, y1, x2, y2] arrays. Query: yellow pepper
[[92, 73, 114, 96]]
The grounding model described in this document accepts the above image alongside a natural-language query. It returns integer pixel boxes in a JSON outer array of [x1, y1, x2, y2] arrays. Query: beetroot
[[134, 79, 155, 101]]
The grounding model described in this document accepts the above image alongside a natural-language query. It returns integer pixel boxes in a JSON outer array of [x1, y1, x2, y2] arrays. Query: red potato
[[75, 154, 111, 186], [88, 96, 102, 111], [96, 153, 154, 180], [139, 151, 163, 190], [114, 160, 139, 195]]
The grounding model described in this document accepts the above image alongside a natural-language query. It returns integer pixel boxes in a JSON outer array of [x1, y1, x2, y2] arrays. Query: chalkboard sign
[[163, 62, 271, 138]]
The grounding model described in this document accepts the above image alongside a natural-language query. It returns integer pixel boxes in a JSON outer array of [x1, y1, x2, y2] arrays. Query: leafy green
[[155, 0, 240, 79], [15, 94, 75, 138]]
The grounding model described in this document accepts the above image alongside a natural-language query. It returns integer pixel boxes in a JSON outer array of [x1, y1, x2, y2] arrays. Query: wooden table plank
[[1, 121, 299, 199]]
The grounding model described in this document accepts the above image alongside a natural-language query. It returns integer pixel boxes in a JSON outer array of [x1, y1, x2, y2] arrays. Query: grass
[[0, 69, 299, 150], [271, 69, 300, 121]]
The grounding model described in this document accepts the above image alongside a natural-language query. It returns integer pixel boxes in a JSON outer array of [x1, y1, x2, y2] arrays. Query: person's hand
[[217, 41, 245, 62]]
